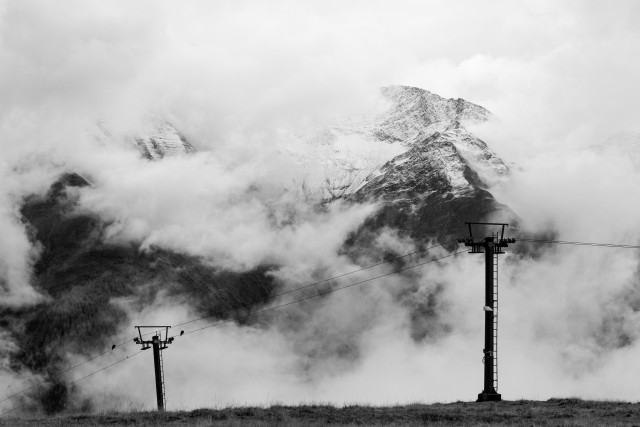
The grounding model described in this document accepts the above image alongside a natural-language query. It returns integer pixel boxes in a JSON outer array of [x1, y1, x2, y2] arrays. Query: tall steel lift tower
[[458, 222, 515, 402], [133, 326, 175, 411]]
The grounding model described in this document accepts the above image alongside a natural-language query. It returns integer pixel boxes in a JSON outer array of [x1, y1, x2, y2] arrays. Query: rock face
[[132, 119, 196, 160], [94, 118, 196, 159], [351, 134, 513, 242], [290, 85, 516, 242]]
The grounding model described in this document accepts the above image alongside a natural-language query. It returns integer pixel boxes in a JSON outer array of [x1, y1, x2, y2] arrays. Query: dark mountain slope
[[350, 131, 514, 243], [5, 173, 276, 412]]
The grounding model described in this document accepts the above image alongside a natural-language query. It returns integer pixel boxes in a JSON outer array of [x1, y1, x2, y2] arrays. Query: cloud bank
[[0, 0, 639, 411]]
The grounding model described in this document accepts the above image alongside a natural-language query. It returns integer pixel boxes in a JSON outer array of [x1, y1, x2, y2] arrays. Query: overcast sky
[[1, 0, 639, 158]]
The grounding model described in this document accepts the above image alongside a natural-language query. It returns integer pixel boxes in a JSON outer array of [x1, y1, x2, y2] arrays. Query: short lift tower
[[458, 222, 515, 402], [133, 326, 175, 411]]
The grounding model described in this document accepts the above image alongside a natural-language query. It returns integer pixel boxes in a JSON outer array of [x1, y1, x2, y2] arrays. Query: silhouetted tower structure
[[458, 222, 515, 402], [133, 326, 175, 411]]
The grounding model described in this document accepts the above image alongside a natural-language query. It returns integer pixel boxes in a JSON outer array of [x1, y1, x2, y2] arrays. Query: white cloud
[[1, 0, 640, 410]]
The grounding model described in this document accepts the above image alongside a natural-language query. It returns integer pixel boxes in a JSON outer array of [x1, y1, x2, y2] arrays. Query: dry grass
[[2, 399, 640, 426]]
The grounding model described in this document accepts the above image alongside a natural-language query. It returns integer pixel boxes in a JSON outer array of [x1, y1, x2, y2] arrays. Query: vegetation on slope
[[2, 173, 277, 413], [3, 399, 640, 426]]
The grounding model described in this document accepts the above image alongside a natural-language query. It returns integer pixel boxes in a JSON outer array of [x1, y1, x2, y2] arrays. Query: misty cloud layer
[[0, 0, 639, 412]]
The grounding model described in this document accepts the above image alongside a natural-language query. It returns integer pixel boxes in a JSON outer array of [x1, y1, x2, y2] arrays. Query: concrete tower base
[[477, 392, 502, 402]]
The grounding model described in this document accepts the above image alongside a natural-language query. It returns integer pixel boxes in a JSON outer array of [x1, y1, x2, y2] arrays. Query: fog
[[1, 0, 640, 412]]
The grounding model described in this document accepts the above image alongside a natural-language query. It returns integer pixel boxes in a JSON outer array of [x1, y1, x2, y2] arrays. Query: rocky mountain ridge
[[284, 85, 515, 241], [89, 86, 514, 242], [287, 86, 508, 200], [92, 86, 515, 241]]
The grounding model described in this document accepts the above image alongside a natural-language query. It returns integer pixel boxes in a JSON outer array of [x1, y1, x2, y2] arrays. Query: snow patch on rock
[[284, 85, 507, 202], [92, 117, 196, 160]]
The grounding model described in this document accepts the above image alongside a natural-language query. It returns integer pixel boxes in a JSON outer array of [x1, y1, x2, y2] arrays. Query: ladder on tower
[[492, 235, 499, 392], [159, 347, 167, 409]]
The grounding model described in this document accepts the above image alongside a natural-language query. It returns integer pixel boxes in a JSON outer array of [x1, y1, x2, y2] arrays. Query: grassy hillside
[[2, 399, 640, 426]]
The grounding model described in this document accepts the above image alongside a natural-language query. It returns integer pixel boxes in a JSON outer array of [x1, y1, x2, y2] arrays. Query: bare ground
[[2, 399, 640, 426]]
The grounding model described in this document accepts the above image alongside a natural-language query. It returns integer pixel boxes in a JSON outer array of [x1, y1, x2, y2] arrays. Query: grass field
[[2, 399, 640, 426]]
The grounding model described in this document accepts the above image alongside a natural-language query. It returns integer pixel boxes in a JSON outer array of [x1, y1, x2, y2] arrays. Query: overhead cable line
[[173, 239, 457, 329], [5, 236, 638, 413], [179, 250, 466, 337], [0, 248, 458, 415], [0, 350, 143, 417], [517, 237, 640, 249], [0, 239, 454, 406], [0, 336, 135, 407]]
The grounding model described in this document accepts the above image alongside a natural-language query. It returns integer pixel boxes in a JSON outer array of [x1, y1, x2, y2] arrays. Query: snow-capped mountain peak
[[286, 85, 507, 201], [284, 85, 515, 241]]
